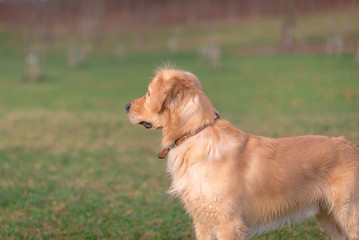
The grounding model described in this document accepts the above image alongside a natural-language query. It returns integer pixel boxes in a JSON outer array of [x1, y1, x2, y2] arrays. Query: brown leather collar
[[158, 113, 220, 159]]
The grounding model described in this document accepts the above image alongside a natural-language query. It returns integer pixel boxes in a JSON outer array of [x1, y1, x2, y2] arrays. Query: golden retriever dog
[[125, 68, 359, 240]]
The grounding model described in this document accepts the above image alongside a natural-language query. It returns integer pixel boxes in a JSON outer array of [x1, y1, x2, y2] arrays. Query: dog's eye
[[147, 91, 150, 97]]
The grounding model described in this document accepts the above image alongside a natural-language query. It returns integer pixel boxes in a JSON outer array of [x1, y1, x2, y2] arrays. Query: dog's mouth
[[140, 121, 153, 129]]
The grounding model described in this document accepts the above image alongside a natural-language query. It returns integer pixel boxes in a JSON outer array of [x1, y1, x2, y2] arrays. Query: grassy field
[[0, 47, 358, 240]]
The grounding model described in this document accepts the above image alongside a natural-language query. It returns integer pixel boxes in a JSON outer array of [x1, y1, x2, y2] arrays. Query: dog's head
[[125, 68, 218, 146]]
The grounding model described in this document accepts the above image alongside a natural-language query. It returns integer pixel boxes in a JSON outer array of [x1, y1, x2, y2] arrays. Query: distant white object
[[67, 45, 91, 68], [325, 36, 344, 55], [198, 44, 209, 61], [114, 44, 125, 60], [25, 53, 40, 81], [168, 28, 182, 54], [207, 45, 221, 70], [168, 36, 179, 54], [198, 43, 221, 70]]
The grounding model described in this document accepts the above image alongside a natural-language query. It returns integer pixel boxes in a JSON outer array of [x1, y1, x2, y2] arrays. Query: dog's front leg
[[214, 220, 248, 240], [193, 220, 215, 240]]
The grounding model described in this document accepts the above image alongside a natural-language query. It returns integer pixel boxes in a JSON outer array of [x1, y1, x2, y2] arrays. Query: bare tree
[[41, 0, 60, 56], [281, 0, 296, 51], [250, 0, 261, 19], [83, 0, 106, 46], [250, 0, 261, 38], [66, 0, 95, 68], [186, 0, 197, 24], [134, 0, 150, 49], [170, 0, 181, 23], [227, 0, 239, 22], [66, 0, 81, 68], [121, 0, 132, 26]]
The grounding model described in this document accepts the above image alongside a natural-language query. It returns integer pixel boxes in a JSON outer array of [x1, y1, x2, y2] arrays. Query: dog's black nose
[[125, 103, 131, 113]]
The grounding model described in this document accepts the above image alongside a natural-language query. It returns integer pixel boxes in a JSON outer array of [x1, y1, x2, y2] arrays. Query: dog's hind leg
[[333, 203, 359, 240], [315, 210, 346, 240]]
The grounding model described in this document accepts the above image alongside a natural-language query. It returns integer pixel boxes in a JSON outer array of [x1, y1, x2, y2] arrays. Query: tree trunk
[[281, 0, 296, 51]]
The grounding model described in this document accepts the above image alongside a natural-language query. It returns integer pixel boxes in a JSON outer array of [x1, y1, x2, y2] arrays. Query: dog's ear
[[150, 77, 181, 113]]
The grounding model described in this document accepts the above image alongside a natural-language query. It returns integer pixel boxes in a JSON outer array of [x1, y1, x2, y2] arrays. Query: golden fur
[[126, 68, 359, 240]]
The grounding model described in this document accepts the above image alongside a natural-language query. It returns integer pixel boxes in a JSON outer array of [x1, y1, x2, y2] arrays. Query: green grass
[[0, 48, 358, 240]]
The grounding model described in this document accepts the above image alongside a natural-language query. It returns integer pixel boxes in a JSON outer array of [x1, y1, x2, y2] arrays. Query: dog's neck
[[159, 113, 220, 159]]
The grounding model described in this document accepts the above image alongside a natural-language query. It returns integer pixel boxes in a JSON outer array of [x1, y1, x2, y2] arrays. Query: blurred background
[[0, 0, 358, 239], [0, 0, 359, 74]]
